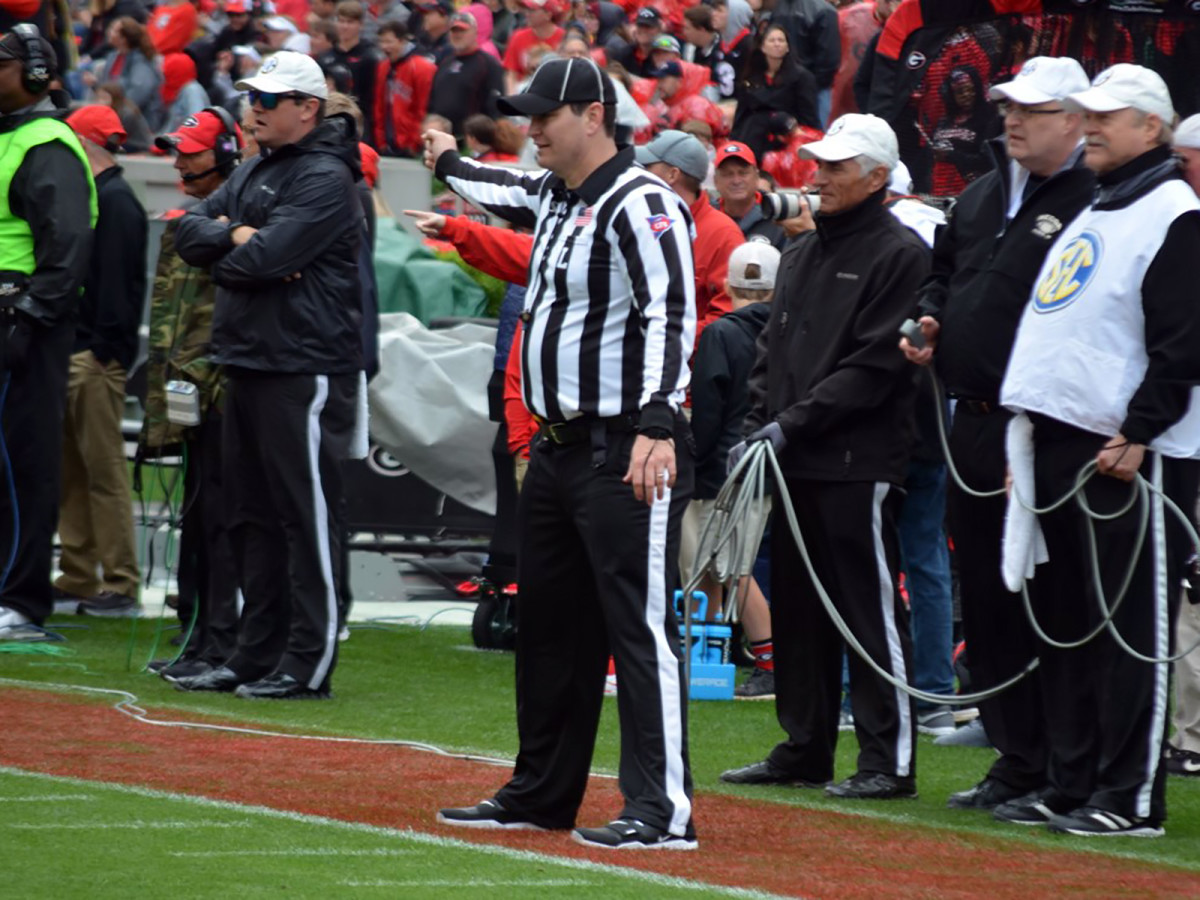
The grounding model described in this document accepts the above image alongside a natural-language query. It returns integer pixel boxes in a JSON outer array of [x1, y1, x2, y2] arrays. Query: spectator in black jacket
[[721, 113, 929, 800], [53, 106, 147, 619], [688, 241, 780, 700], [731, 23, 820, 163], [173, 51, 364, 700], [769, 0, 840, 125], [428, 11, 503, 136], [332, 0, 383, 144]]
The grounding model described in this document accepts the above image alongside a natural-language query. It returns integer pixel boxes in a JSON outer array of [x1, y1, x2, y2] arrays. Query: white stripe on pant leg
[[1138, 452, 1170, 819], [306, 375, 339, 691], [872, 482, 913, 777], [646, 485, 691, 836]]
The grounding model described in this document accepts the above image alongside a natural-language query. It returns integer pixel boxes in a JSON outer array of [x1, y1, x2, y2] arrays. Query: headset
[[11, 23, 51, 95], [179, 106, 245, 182]]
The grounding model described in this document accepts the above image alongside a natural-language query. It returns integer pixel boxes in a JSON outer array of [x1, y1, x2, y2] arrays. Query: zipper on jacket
[[843, 449, 851, 475], [779, 309, 788, 331]]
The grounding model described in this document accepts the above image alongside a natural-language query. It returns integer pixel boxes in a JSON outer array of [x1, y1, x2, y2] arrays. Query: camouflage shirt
[[138, 218, 224, 454]]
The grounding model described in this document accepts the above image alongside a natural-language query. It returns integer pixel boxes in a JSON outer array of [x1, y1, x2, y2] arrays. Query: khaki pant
[[55, 351, 140, 599], [1174, 600, 1200, 753]]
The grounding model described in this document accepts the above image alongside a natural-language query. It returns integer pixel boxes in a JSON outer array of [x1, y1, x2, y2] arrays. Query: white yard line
[[170, 848, 416, 858], [7, 819, 252, 830], [0, 794, 95, 802], [0, 766, 793, 900]]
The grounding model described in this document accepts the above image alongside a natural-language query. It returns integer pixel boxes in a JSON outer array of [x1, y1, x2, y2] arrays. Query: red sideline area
[[2, 689, 1198, 899]]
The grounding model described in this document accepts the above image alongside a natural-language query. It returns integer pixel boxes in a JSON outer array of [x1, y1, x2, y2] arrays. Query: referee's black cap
[[497, 57, 617, 117]]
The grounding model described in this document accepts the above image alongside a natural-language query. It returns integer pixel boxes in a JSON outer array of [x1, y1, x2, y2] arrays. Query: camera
[[760, 191, 820, 221]]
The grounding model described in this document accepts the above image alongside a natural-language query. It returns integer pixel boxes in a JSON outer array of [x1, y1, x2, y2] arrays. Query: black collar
[[1095, 145, 1179, 210], [814, 187, 887, 242], [547, 144, 633, 206]]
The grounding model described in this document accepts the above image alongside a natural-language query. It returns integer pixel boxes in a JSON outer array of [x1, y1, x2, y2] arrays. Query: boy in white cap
[[1000, 64, 1200, 836], [901, 55, 1095, 818], [721, 113, 930, 800]]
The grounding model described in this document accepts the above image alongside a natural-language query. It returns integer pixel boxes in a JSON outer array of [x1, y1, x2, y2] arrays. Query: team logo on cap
[[262, 56, 280, 73], [182, 115, 199, 128], [1034, 231, 1101, 313], [647, 214, 675, 240], [724, 144, 742, 153]]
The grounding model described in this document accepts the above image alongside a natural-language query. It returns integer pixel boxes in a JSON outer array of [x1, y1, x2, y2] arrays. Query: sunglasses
[[247, 90, 311, 110]]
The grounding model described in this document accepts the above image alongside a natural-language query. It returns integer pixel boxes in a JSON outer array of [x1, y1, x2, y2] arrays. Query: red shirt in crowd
[[502, 25, 564, 78], [374, 49, 436, 156]]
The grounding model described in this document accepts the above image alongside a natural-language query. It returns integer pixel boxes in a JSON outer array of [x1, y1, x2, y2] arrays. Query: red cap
[[226, 0, 249, 12], [715, 141, 757, 168], [67, 105, 127, 148], [155, 110, 238, 154], [359, 142, 379, 189]]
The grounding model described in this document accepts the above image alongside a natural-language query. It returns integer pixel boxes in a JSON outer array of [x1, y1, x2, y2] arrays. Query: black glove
[[727, 422, 787, 474], [0, 312, 36, 374]]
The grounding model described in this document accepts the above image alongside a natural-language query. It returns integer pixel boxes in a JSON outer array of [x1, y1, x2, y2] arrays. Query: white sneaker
[[0, 605, 33, 639]]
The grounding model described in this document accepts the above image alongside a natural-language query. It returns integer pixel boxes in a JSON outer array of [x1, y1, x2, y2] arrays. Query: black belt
[[537, 414, 640, 445]]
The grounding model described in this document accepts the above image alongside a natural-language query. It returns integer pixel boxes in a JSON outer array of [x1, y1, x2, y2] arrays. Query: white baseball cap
[[262, 15, 299, 33], [988, 56, 1089, 105], [799, 113, 899, 171], [236, 50, 329, 100], [1066, 63, 1175, 124], [1174, 113, 1200, 150], [728, 241, 781, 291]]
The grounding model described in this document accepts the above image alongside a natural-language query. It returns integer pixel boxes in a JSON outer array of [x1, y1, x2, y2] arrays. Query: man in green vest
[[0, 25, 98, 640]]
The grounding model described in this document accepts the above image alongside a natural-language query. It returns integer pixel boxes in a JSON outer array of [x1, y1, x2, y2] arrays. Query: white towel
[[1002, 412, 1048, 592], [349, 370, 369, 460]]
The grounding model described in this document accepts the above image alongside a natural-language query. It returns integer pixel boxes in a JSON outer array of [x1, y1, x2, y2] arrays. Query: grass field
[[3, 615, 1200, 898]]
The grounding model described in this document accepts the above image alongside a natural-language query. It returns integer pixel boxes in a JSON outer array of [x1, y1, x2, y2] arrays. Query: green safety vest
[[0, 115, 98, 274]]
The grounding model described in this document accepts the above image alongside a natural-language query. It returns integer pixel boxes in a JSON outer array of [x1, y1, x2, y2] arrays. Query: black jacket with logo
[[174, 114, 364, 375], [746, 189, 929, 485], [917, 138, 1095, 404]]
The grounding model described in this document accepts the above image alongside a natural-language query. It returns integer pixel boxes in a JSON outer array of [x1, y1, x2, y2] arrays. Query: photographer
[[0, 26, 96, 640]]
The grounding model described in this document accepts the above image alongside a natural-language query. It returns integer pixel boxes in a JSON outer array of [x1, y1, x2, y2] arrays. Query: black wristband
[[639, 426, 673, 440]]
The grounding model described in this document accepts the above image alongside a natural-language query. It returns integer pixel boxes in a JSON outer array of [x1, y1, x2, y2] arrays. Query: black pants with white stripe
[[494, 423, 695, 835], [946, 407, 1046, 792], [1030, 415, 1197, 823], [221, 369, 356, 690], [767, 479, 916, 781]]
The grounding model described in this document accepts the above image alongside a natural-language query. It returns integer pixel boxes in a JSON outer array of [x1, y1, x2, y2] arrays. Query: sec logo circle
[[1034, 231, 1101, 313]]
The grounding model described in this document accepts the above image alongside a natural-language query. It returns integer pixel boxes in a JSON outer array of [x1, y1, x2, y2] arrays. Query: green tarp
[[374, 219, 487, 324]]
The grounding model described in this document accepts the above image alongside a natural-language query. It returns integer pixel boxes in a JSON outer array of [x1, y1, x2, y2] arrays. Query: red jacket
[[437, 215, 532, 285], [665, 93, 726, 140], [146, 4, 197, 56], [504, 321, 537, 457], [761, 125, 823, 188], [374, 50, 436, 156], [690, 194, 740, 340]]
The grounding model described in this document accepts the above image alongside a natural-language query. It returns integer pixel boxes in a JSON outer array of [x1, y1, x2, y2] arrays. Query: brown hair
[[684, 5, 713, 31], [114, 16, 157, 60], [335, 0, 364, 21]]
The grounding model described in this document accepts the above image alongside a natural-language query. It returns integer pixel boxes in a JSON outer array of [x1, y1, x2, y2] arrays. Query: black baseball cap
[[497, 57, 616, 116], [0, 27, 58, 75], [635, 7, 662, 26]]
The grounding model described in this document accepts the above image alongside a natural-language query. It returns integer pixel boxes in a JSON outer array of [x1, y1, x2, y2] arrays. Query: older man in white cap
[[900, 55, 1095, 817], [720, 113, 930, 800], [999, 64, 1200, 837], [172, 51, 365, 701]]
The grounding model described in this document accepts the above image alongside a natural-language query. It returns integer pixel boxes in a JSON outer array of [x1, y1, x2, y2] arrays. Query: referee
[[429, 57, 699, 851]]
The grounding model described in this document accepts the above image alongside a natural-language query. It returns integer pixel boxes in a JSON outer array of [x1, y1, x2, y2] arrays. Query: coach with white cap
[[999, 64, 1200, 837], [173, 51, 365, 701], [900, 55, 1095, 817], [721, 113, 931, 800]]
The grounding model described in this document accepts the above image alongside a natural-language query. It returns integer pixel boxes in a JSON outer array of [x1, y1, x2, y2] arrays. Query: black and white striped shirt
[[436, 146, 696, 433]]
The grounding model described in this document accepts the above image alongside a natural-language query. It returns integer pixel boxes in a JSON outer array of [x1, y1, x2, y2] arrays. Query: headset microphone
[[180, 163, 225, 182]]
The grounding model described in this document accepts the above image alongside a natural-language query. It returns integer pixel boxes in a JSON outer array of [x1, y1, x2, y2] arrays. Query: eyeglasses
[[247, 90, 311, 110], [997, 102, 1067, 120]]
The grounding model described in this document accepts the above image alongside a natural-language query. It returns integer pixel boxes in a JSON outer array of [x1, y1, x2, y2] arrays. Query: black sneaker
[[572, 818, 697, 850], [234, 672, 330, 700], [992, 788, 1073, 826], [947, 778, 1034, 811], [734, 667, 775, 700], [78, 591, 141, 618], [1164, 744, 1200, 777], [825, 771, 917, 800], [916, 706, 956, 737], [436, 799, 546, 830], [1047, 806, 1164, 838], [159, 657, 213, 683], [719, 759, 828, 787]]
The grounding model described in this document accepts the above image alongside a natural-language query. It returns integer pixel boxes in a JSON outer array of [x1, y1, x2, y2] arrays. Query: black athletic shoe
[[825, 772, 917, 800], [436, 799, 547, 830], [159, 657, 213, 683], [572, 818, 698, 850], [947, 778, 1034, 811], [734, 667, 775, 700], [78, 591, 141, 618], [992, 788, 1074, 826], [174, 665, 244, 693], [1047, 806, 1164, 838], [234, 672, 330, 700], [1164, 744, 1200, 777], [719, 759, 828, 787]]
